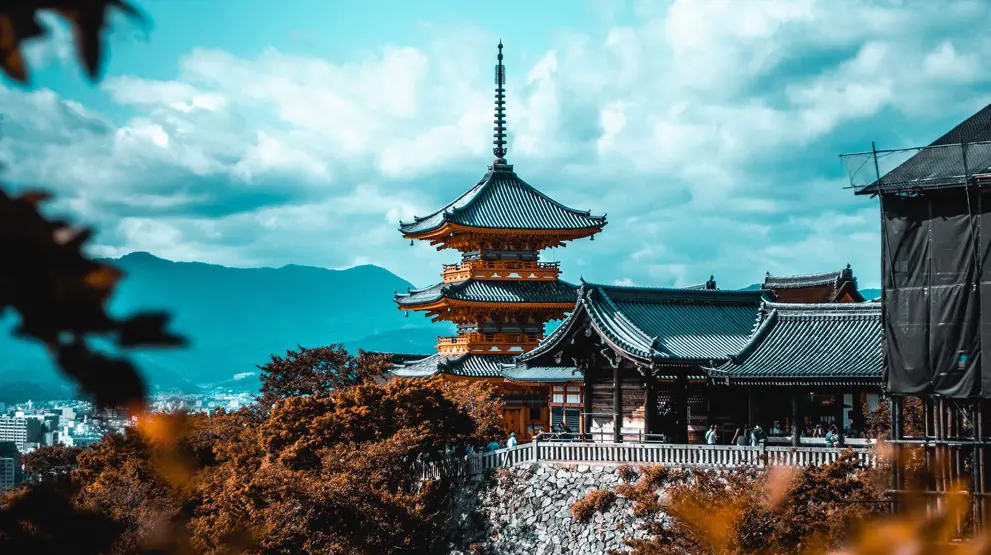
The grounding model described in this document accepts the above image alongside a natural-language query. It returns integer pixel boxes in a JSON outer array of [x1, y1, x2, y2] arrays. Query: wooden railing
[[441, 260, 562, 282], [436, 332, 543, 355], [416, 441, 877, 480]]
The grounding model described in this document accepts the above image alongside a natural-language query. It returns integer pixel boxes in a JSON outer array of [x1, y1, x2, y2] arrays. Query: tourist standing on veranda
[[750, 424, 766, 446], [704, 425, 718, 445], [506, 432, 518, 448], [825, 424, 841, 448], [735, 426, 750, 446]]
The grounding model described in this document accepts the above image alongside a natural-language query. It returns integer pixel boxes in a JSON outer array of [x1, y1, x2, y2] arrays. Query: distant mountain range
[[0, 252, 449, 402]]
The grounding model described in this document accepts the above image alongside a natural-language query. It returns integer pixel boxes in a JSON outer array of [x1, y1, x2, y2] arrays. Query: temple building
[[513, 282, 766, 443], [392, 42, 606, 438], [510, 286, 883, 444], [706, 301, 882, 444], [761, 265, 866, 303]]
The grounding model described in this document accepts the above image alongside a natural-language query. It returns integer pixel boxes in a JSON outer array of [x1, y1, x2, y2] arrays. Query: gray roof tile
[[501, 365, 582, 383], [708, 301, 882, 384], [391, 353, 515, 378], [396, 279, 578, 307], [399, 164, 606, 235], [521, 282, 765, 363]]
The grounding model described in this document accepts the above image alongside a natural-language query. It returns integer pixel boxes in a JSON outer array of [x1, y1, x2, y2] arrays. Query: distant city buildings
[[0, 441, 20, 491], [0, 415, 28, 451]]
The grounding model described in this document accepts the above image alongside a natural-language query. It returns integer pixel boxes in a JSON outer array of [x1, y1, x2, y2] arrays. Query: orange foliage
[[614, 455, 887, 555], [570, 489, 617, 522]]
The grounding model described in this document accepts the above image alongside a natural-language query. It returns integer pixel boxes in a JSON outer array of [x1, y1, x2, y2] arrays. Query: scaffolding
[[843, 140, 991, 537], [840, 140, 991, 193]]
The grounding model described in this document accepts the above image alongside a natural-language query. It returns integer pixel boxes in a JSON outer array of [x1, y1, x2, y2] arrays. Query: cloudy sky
[[3, 0, 990, 290]]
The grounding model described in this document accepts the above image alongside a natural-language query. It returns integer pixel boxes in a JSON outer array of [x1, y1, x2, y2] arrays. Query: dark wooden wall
[[587, 364, 645, 441]]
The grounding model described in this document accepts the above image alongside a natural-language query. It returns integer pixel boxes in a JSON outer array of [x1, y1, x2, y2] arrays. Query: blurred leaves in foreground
[[1, 1, 182, 412]]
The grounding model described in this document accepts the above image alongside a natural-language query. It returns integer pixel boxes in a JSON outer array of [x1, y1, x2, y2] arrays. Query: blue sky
[[4, 0, 991, 290]]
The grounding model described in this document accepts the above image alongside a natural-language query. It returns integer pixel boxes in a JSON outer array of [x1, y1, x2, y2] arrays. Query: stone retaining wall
[[443, 464, 653, 555]]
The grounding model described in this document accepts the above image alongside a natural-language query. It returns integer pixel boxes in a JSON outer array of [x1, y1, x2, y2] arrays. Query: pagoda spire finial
[[493, 40, 508, 164]]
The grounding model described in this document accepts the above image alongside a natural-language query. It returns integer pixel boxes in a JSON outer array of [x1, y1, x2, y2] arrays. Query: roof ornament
[[493, 40, 508, 164], [706, 275, 716, 290]]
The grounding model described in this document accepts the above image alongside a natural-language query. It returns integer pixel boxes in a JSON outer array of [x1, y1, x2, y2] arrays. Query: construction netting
[[840, 141, 991, 192], [879, 187, 991, 398]]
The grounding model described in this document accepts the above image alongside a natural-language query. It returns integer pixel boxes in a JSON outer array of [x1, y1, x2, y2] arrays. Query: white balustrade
[[418, 441, 878, 480]]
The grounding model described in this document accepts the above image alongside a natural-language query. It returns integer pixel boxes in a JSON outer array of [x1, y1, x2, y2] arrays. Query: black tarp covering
[[882, 187, 985, 398]]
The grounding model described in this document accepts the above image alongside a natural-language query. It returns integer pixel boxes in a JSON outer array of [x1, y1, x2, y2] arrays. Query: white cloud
[[4, 0, 990, 289]]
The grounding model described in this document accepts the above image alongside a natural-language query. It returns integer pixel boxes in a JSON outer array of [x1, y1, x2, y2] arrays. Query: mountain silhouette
[[0, 252, 448, 401]]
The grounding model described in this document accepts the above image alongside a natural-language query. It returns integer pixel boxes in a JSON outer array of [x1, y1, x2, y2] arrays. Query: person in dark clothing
[[736, 426, 750, 446]]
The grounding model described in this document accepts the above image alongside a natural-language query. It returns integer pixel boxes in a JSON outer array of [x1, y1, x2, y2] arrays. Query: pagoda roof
[[762, 265, 865, 303], [520, 282, 766, 365], [396, 278, 578, 308], [707, 301, 882, 386], [399, 163, 606, 236], [858, 102, 991, 194], [391, 353, 516, 378]]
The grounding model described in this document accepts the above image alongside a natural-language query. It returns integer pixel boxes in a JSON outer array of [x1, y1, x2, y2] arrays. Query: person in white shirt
[[704, 425, 718, 445], [506, 432, 518, 448]]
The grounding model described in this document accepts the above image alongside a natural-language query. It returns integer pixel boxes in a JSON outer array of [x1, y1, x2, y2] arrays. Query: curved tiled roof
[[395, 279, 578, 307], [762, 265, 865, 303], [521, 282, 765, 364], [708, 301, 882, 384], [391, 353, 515, 378], [399, 164, 606, 235], [762, 265, 853, 289]]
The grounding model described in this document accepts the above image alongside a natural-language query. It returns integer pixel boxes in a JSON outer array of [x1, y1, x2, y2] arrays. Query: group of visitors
[[704, 423, 844, 447]]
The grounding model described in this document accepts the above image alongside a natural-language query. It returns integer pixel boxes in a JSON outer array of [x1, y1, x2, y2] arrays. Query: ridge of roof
[[762, 266, 854, 289], [724, 308, 779, 366], [764, 300, 880, 315], [516, 293, 587, 363], [581, 281, 766, 303]]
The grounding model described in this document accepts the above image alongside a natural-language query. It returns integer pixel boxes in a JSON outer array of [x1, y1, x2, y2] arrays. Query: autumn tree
[[190, 376, 503, 555], [257, 344, 393, 407], [864, 396, 926, 439], [21, 445, 82, 488]]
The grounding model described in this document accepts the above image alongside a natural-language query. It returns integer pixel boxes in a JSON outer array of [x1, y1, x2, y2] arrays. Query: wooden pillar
[[834, 392, 846, 444], [747, 389, 754, 428], [891, 395, 903, 514], [791, 389, 801, 447], [643, 374, 655, 440], [613, 365, 622, 443], [582, 374, 593, 441], [980, 400, 987, 531], [851, 391, 866, 435], [974, 401, 983, 532], [673, 375, 688, 444]]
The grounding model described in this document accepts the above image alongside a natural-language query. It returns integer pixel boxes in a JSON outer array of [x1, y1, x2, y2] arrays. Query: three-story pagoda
[[393, 42, 606, 437]]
